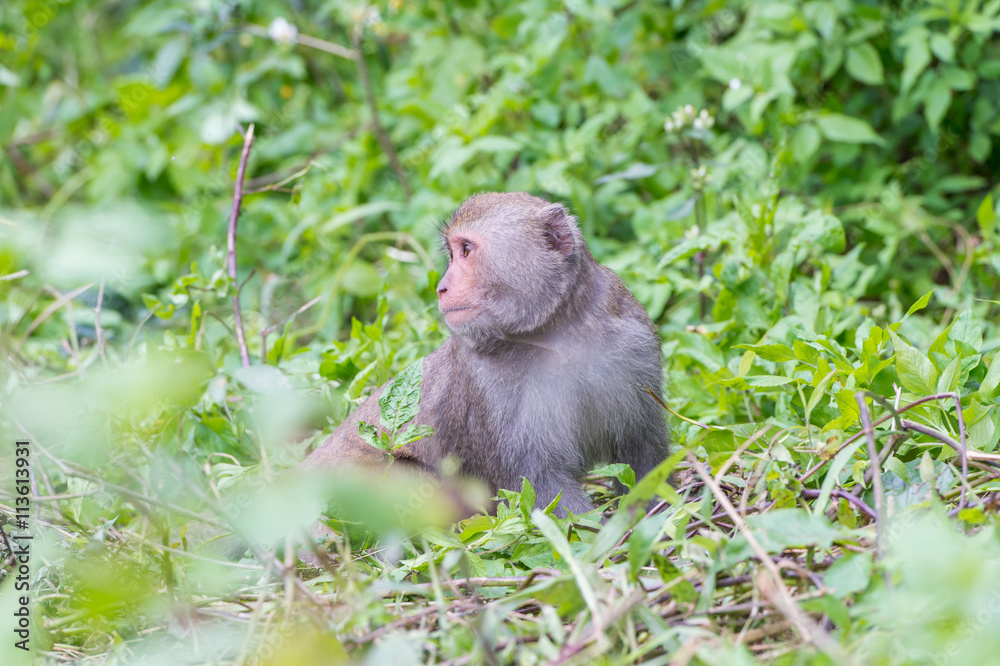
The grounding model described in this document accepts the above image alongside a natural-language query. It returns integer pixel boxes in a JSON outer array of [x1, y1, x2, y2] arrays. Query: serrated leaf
[[593, 463, 637, 489], [378, 359, 425, 432], [889, 330, 939, 395], [359, 421, 389, 451], [394, 423, 434, 448]]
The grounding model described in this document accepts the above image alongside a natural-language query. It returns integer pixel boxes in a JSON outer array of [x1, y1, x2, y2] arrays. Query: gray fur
[[305, 192, 669, 517]]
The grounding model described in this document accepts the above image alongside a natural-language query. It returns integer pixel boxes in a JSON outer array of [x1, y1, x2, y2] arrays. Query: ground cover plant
[[2, 0, 1000, 663]]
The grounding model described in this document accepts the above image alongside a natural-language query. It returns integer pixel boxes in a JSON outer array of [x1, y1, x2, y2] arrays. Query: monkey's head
[[436, 192, 584, 343]]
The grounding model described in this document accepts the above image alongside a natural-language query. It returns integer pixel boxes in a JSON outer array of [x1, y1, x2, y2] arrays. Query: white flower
[[729, 78, 742, 90], [693, 118, 704, 129], [684, 104, 695, 115], [268, 17, 298, 44], [664, 119, 675, 131]]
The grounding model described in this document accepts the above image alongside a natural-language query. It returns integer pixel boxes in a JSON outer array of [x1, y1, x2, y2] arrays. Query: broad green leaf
[[901, 30, 931, 91], [593, 463, 637, 489], [949, 310, 983, 352], [816, 113, 884, 145], [734, 343, 797, 363], [379, 359, 425, 432], [723, 509, 844, 562], [929, 33, 955, 62], [824, 552, 873, 596], [845, 43, 884, 85], [889, 330, 939, 395], [394, 423, 434, 448], [937, 357, 961, 393], [884, 455, 909, 483], [791, 123, 821, 162], [924, 79, 952, 132]]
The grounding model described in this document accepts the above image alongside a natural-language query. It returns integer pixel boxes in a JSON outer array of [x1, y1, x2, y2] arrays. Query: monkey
[[304, 192, 669, 518]]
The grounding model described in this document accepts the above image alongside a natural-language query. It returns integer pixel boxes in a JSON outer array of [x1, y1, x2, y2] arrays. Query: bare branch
[[227, 123, 256, 368]]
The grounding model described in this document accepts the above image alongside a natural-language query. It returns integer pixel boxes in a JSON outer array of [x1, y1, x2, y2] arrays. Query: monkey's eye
[[460, 241, 473, 258]]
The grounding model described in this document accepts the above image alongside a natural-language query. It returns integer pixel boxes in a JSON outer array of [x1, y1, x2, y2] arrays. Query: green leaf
[[627, 512, 668, 579], [884, 455, 910, 483], [906, 290, 934, 318], [929, 33, 955, 62], [394, 423, 434, 448], [593, 463, 637, 489], [791, 123, 821, 163], [901, 31, 931, 92], [520, 477, 536, 525], [979, 354, 1000, 402], [358, 421, 389, 451], [723, 509, 843, 562], [824, 552, 873, 596], [923, 79, 952, 132], [888, 330, 939, 395], [734, 343, 797, 363], [744, 375, 796, 387], [977, 194, 995, 239], [937, 356, 961, 393], [816, 113, 884, 145], [583, 54, 625, 97], [845, 43, 885, 85], [950, 310, 983, 352], [378, 359, 425, 432]]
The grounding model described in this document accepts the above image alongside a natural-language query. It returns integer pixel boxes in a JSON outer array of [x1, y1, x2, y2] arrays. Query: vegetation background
[[2, 0, 1000, 663]]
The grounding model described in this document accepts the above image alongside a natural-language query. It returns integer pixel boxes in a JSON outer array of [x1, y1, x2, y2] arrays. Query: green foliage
[[1, 0, 1000, 663], [357, 358, 434, 453]]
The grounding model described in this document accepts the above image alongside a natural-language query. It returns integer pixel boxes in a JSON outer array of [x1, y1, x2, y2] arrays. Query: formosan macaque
[[305, 192, 668, 516]]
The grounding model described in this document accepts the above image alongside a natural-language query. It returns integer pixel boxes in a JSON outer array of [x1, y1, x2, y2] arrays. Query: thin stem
[[227, 124, 256, 368]]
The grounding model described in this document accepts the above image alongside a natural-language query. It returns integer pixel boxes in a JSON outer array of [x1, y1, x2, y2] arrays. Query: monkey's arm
[[303, 345, 452, 473]]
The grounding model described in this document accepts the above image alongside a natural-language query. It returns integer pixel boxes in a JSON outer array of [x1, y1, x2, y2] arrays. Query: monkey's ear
[[540, 204, 576, 257]]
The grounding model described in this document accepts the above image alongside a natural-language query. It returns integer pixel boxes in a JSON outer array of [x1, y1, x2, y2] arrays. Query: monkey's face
[[437, 193, 583, 343], [436, 231, 484, 330]]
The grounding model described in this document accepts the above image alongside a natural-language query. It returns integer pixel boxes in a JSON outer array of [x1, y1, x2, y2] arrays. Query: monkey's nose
[[436, 282, 447, 295]]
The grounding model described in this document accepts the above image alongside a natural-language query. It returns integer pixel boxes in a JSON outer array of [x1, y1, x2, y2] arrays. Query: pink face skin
[[437, 232, 482, 328]]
